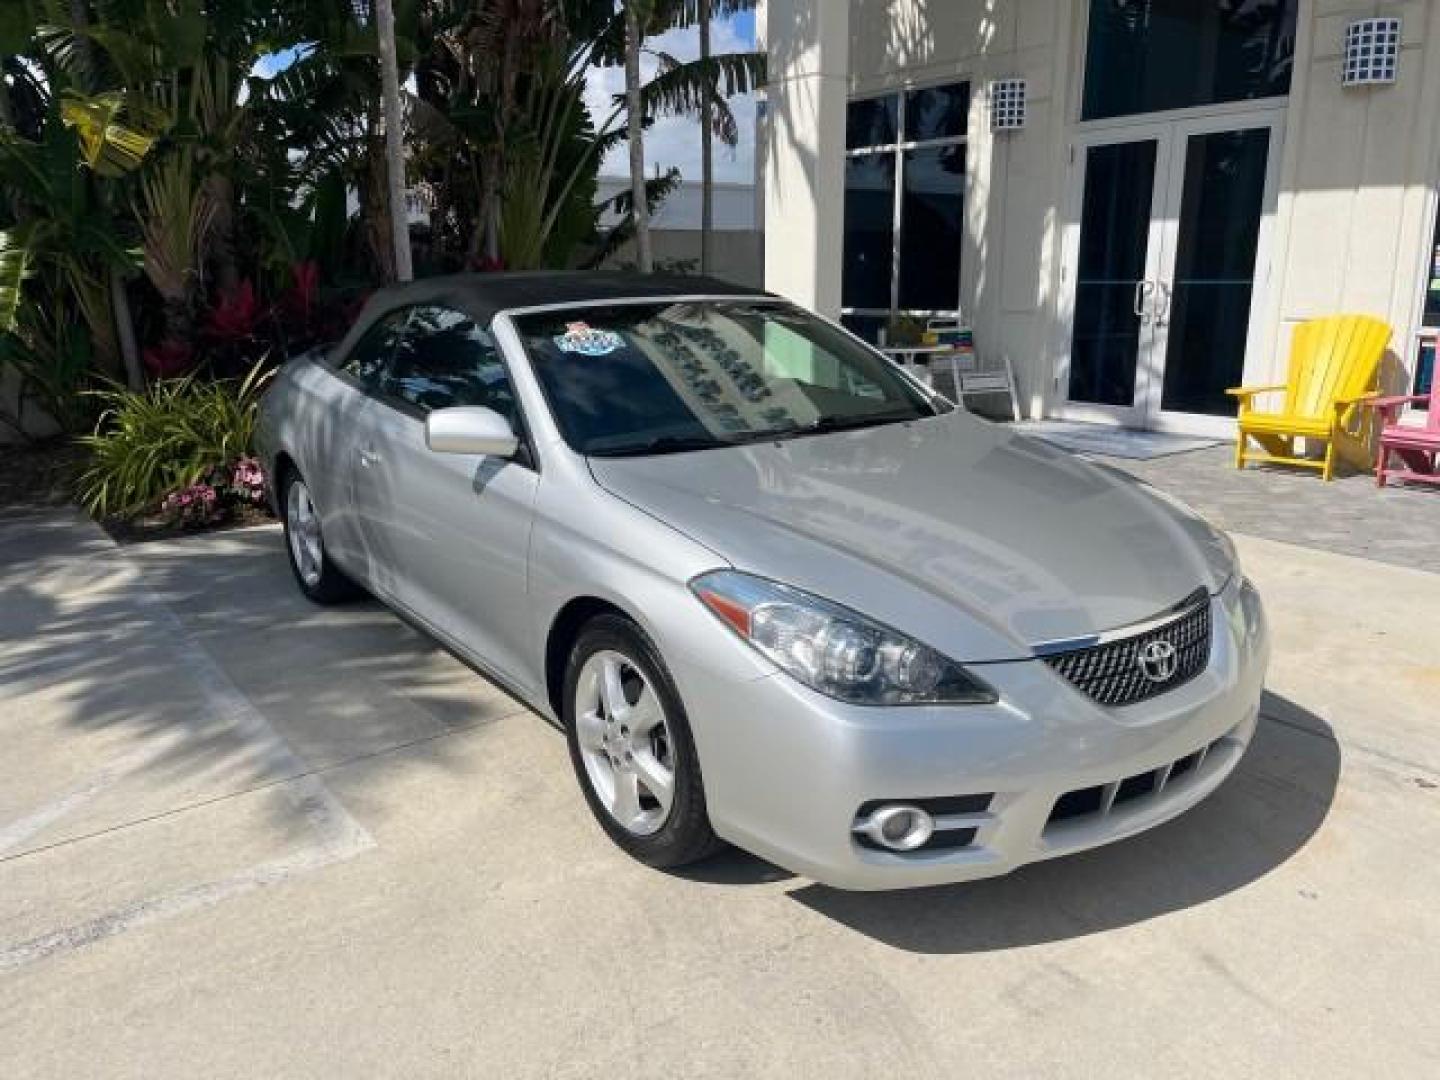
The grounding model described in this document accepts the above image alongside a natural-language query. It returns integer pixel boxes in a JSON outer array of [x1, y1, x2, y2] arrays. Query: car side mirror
[[425, 406, 520, 459]]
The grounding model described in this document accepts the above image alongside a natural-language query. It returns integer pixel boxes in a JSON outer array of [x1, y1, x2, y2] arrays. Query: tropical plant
[[0, 94, 149, 406], [3, 0, 760, 456], [160, 454, 266, 527], [0, 299, 96, 436], [255, 0, 421, 283], [77, 360, 272, 516]]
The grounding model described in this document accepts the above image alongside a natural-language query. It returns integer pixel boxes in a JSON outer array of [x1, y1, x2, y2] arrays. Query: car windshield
[[513, 300, 939, 457]]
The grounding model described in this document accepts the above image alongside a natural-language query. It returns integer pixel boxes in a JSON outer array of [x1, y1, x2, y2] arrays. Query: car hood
[[588, 413, 1234, 662]]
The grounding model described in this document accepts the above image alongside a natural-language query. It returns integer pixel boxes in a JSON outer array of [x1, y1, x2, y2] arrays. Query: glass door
[[1147, 117, 1277, 431], [1059, 128, 1173, 427], [1058, 111, 1281, 434]]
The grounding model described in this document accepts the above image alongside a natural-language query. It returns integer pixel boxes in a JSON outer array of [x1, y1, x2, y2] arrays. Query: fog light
[[856, 804, 935, 852]]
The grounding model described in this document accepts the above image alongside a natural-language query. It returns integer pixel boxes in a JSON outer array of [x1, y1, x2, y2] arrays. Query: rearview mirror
[[425, 407, 519, 459]]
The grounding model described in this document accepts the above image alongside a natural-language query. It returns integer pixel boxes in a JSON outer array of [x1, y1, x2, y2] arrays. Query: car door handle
[[358, 447, 380, 469]]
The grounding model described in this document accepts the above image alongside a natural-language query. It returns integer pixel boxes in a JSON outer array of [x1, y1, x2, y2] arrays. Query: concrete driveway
[[1, 507, 1437, 1078]]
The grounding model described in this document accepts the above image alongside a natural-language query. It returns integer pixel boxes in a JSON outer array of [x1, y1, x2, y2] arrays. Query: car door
[[353, 304, 541, 686], [301, 308, 410, 574]]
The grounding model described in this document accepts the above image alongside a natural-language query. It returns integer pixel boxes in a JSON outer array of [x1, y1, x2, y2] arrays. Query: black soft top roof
[[361, 271, 776, 325]]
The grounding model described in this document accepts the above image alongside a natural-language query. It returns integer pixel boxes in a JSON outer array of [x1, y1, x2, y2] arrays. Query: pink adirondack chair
[[1372, 377, 1440, 488]]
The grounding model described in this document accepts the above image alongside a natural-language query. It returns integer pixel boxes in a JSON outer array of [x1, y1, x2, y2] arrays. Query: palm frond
[[636, 50, 764, 140], [59, 91, 157, 177], [0, 222, 40, 332], [136, 151, 217, 305]]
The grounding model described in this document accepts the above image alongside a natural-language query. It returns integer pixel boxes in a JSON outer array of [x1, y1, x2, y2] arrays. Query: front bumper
[[675, 576, 1269, 891]]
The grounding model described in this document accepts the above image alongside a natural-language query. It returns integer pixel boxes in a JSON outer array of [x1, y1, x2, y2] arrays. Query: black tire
[[279, 465, 361, 605], [563, 614, 724, 869]]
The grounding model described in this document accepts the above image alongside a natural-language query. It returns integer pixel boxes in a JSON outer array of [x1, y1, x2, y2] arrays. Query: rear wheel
[[563, 615, 723, 868], [281, 468, 359, 604]]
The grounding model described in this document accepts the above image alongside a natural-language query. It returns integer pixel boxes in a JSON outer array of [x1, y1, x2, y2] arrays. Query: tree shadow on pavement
[[785, 691, 1339, 952]]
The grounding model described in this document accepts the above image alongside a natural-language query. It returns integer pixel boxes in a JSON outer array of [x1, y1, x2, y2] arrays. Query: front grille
[[1045, 732, 1230, 832], [1043, 592, 1211, 707]]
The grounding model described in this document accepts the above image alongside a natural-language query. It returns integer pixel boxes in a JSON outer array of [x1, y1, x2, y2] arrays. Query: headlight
[[690, 571, 997, 706]]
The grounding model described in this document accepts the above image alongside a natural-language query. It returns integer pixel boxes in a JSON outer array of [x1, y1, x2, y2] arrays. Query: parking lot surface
[[1, 507, 1437, 1078]]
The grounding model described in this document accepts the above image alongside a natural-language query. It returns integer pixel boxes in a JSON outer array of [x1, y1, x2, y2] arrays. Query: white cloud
[[585, 14, 758, 187]]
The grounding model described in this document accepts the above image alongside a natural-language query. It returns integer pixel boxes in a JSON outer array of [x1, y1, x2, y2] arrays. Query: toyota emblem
[[1137, 640, 1179, 683]]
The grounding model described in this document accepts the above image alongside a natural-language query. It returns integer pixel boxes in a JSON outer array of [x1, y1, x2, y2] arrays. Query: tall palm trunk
[[207, 173, 240, 292], [109, 267, 143, 390], [72, 0, 140, 387], [362, 127, 397, 282], [624, 2, 653, 273], [376, 0, 413, 282], [698, 0, 713, 276]]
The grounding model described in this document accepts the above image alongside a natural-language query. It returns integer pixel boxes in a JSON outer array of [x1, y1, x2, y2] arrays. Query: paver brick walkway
[[1097, 445, 1440, 575]]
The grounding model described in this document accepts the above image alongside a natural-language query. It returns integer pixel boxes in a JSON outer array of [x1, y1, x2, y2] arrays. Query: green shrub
[[77, 364, 272, 518]]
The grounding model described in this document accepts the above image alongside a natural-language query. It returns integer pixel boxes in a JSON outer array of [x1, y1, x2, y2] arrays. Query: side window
[[339, 309, 410, 387], [380, 306, 519, 426]]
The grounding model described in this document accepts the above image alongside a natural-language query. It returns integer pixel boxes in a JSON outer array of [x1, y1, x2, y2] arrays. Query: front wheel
[[281, 468, 360, 604], [563, 615, 723, 869]]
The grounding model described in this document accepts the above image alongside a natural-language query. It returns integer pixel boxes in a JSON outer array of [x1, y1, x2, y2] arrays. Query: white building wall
[[760, 0, 852, 314], [763, 0, 1440, 418], [1260, 0, 1440, 390], [845, 0, 1078, 416]]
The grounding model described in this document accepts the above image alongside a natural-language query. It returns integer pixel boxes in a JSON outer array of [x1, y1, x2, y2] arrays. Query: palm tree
[[641, 1, 764, 274], [693, 0, 759, 275], [375, 0, 413, 281], [623, 0, 653, 272], [697, 0, 713, 274]]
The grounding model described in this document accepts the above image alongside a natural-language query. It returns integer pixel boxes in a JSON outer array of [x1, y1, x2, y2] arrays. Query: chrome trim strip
[[1029, 587, 1210, 658]]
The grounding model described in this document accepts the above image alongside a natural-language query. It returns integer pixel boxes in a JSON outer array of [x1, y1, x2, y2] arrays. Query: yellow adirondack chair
[[1228, 314, 1390, 480]]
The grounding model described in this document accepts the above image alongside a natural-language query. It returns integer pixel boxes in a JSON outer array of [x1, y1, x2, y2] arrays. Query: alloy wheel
[[574, 650, 677, 836], [286, 479, 325, 589]]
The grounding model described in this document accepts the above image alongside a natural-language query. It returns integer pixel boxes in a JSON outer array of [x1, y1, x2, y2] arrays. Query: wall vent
[[989, 78, 1027, 132], [1343, 18, 1401, 86]]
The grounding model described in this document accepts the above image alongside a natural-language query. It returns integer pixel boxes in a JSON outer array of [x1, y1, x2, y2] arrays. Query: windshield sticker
[[555, 322, 625, 356]]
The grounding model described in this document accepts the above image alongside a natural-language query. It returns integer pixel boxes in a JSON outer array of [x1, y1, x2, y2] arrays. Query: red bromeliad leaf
[[278, 261, 321, 328], [143, 339, 195, 379], [206, 280, 262, 340]]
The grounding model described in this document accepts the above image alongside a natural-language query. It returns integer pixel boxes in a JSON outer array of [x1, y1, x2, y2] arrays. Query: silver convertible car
[[256, 273, 1269, 890]]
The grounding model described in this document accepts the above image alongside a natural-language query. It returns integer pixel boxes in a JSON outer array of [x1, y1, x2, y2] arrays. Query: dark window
[[340, 309, 409, 388], [904, 83, 969, 142], [1068, 140, 1158, 408], [845, 95, 898, 149], [898, 144, 965, 311], [840, 313, 888, 346], [842, 154, 896, 310], [380, 306, 519, 425], [1159, 128, 1271, 416], [1082, 0, 1296, 121], [842, 82, 968, 331]]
